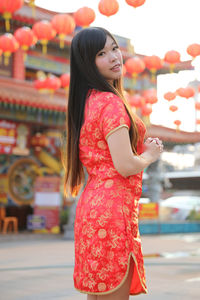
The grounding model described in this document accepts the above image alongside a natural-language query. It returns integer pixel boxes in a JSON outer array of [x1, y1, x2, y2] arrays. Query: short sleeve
[[99, 93, 131, 140]]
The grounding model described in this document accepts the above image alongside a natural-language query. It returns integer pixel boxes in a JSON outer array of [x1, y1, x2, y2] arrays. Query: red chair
[[0, 207, 18, 234]]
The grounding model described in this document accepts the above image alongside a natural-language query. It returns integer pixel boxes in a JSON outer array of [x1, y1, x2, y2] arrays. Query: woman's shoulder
[[89, 89, 123, 107]]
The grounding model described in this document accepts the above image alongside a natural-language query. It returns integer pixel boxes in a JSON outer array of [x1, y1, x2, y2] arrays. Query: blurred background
[[0, 0, 200, 237]]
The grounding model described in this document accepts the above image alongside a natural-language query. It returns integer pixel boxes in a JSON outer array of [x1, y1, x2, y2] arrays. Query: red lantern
[[32, 21, 56, 54], [176, 87, 195, 99], [164, 92, 176, 101], [187, 43, 200, 59], [184, 87, 195, 99], [174, 120, 181, 126], [14, 26, 36, 51], [0, 0, 24, 31], [128, 94, 144, 108], [143, 88, 158, 104], [125, 0, 146, 8], [164, 50, 180, 72], [196, 119, 200, 125], [195, 102, 200, 110], [0, 33, 19, 65], [98, 0, 119, 17], [169, 105, 178, 112], [51, 14, 76, 48], [45, 74, 61, 94], [125, 56, 145, 81], [34, 78, 48, 93], [74, 7, 95, 27], [141, 104, 152, 116], [60, 73, 70, 93], [143, 55, 163, 79], [122, 64, 127, 76], [174, 120, 181, 131]]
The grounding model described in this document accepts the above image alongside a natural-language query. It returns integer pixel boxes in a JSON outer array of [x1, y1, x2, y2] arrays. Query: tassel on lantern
[[4, 52, 11, 66], [58, 34, 66, 49], [28, 0, 36, 18], [3, 12, 11, 32], [142, 115, 150, 127], [40, 40, 48, 54], [132, 73, 138, 85]]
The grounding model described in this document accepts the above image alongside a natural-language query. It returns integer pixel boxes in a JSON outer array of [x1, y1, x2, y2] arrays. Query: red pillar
[[13, 49, 25, 80]]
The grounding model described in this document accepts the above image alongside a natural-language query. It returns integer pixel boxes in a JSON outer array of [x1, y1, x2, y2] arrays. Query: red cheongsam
[[74, 89, 147, 296]]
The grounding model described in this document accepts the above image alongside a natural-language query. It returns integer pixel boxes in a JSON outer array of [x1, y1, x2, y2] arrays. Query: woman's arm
[[107, 127, 162, 177]]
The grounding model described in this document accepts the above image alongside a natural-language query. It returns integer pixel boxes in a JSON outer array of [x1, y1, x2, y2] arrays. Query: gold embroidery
[[105, 124, 129, 140], [98, 282, 106, 292], [98, 229, 107, 239], [104, 179, 113, 188], [75, 252, 147, 296]]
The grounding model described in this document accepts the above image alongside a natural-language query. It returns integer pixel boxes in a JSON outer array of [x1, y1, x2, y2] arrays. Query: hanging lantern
[[51, 14, 76, 48], [125, 0, 146, 8], [0, 0, 24, 31], [34, 79, 48, 93], [98, 0, 119, 17], [164, 92, 176, 101], [143, 55, 163, 80], [187, 43, 200, 60], [60, 73, 70, 93], [196, 119, 200, 125], [0, 33, 19, 65], [174, 120, 181, 131], [125, 56, 145, 83], [128, 94, 144, 109], [14, 26, 36, 51], [45, 74, 61, 94], [195, 102, 200, 110], [74, 7, 95, 27], [164, 50, 180, 72], [141, 104, 152, 116], [169, 105, 178, 112], [0, 48, 2, 63], [122, 64, 127, 76], [176, 86, 195, 99], [32, 21, 56, 54], [143, 88, 158, 104]]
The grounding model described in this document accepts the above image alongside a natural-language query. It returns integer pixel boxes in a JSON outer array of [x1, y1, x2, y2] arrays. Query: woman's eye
[[113, 46, 118, 51], [98, 51, 105, 56]]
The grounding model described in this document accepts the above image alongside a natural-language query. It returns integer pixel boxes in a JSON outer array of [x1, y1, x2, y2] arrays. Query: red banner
[[0, 120, 17, 154]]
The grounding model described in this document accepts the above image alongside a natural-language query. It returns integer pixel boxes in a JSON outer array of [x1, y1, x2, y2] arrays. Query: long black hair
[[64, 27, 138, 196]]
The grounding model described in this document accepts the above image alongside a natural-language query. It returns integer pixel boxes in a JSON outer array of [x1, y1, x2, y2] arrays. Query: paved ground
[[0, 232, 200, 300]]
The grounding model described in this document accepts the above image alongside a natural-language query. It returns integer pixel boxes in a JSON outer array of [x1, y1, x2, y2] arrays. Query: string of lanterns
[[0, 0, 200, 130]]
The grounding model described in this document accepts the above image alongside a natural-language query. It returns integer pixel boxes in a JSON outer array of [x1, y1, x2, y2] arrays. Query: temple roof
[[0, 77, 200, 143], [0, 77, 66, 112]]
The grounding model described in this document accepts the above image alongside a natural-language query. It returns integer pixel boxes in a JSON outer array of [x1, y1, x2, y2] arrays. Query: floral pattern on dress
[[74, 89, 147, 295]]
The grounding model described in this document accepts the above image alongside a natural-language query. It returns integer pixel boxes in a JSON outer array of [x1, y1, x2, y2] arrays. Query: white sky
[[35, 0, 200, 132]]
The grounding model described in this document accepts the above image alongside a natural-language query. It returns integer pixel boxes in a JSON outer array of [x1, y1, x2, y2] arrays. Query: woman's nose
[[109, 51, 117, 61]]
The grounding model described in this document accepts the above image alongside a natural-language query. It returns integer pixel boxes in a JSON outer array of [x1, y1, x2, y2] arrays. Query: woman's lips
[[110, 64, 121, 72]]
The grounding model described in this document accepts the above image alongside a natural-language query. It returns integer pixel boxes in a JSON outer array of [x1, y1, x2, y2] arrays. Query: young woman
[[64, 27, 163, 300]]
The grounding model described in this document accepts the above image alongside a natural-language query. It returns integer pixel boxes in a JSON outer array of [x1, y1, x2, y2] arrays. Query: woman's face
[[95, 35, 123, 84]]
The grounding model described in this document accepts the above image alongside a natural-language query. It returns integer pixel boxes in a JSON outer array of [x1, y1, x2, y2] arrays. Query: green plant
[[60, 207, 70, 226], [187, 209, 200, 221]]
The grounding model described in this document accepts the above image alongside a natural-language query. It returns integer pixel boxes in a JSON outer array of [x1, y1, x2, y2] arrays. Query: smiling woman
[[95, 36, 122, 84], [62, 26, 163, 300]]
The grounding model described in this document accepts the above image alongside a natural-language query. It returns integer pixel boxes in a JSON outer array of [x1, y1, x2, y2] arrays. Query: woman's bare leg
[[87, 295, 97, 300], [97, 257, 134, 300]]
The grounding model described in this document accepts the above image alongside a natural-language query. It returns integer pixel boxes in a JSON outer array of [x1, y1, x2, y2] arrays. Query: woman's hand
[[142, 137, 163, 164]]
